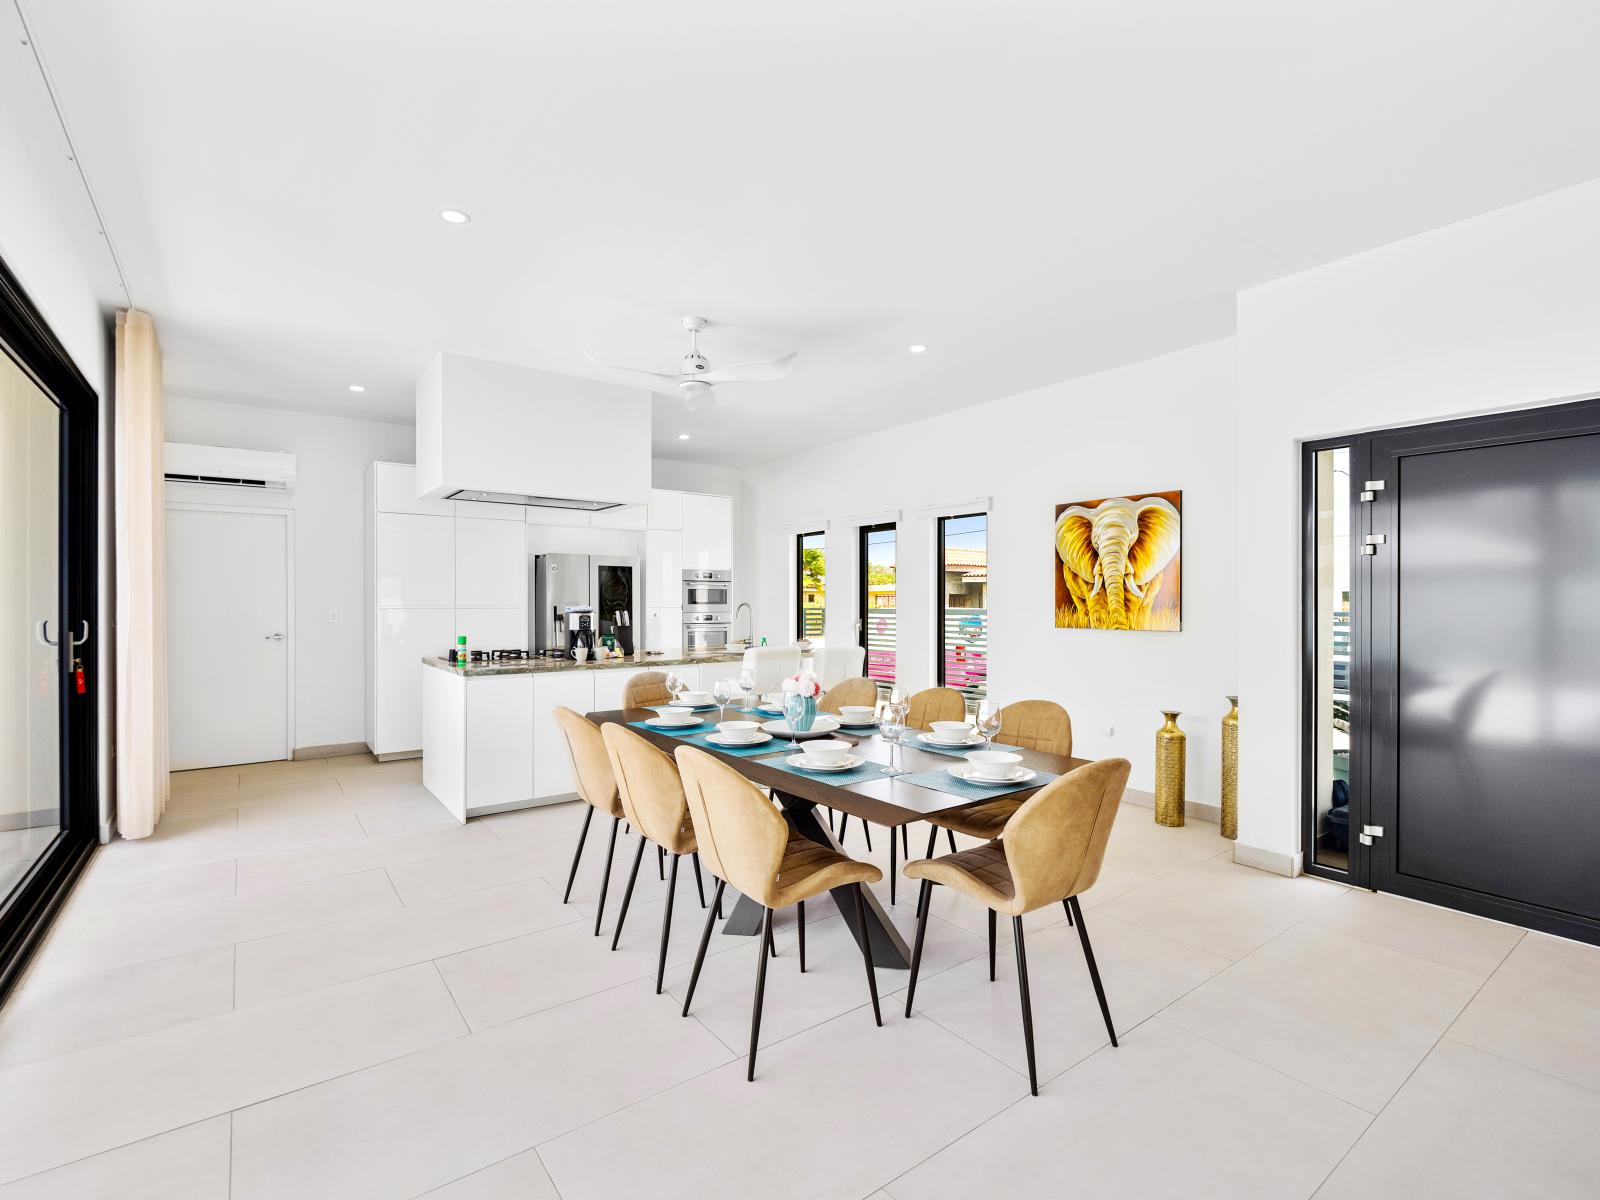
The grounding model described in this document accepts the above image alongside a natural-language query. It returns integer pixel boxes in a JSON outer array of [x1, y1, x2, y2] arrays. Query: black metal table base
[[721, 791, 912, 969]]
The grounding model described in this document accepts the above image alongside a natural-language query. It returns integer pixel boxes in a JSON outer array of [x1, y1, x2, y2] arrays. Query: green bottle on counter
[[456, 634, 468, 664]]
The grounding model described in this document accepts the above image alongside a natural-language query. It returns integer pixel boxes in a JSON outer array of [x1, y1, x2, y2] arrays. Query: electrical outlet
[[328, 610, 338, 623], [1099, 724, 1115, 737]]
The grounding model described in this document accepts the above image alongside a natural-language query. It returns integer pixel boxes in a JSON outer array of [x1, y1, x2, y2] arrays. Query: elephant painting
[[1054, 491, 1183, 631]]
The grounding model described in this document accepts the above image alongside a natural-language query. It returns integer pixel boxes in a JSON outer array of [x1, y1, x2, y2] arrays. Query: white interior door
[[167, 505, 291, 769]]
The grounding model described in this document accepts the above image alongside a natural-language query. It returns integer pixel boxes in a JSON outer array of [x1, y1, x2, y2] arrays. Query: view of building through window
[[938, 513, 988, 702], [798, 530, 825, 640], [860, 523, 896, 694]]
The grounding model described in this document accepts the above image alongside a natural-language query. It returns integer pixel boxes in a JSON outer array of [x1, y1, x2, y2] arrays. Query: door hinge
[[1361, 533, 1386, 556], [1360, 480, 1385, 502], [1359, 823, 1384, 846]]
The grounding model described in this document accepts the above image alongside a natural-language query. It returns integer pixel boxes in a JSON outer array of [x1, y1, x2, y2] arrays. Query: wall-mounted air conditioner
[[163, 442, 297, 492]]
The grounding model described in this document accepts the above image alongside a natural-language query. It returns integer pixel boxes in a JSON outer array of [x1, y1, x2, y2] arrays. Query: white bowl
[[838, 705, 877, 724], [716, 720, 761, 744], [800, 739, 854, 766], [931, 720, 975, 739], [653, 709, 701, 726], [677, 690, 713, 706], [966, 750, 1022, 780]]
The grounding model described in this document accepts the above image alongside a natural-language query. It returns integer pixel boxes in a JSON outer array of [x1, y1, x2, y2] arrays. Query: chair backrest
[[998, 700, 1073, 756], [905, 686, 967, 730], [622, 671, 672, 708], [820, 676, 879, 714], [601, 722, 691, 848], [743, 645, 803, 693], [553, 707, 623, 818], [810, 644, 866, 689], [674, 745, 789, 906], [1001, 757, 1130, 911]]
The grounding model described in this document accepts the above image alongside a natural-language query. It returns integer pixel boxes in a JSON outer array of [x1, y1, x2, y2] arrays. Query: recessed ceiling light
[[439, 209, 471, 224], [677, 433, 691, 440], [908, 344, 927, 354], [348, 384, 365, 393]]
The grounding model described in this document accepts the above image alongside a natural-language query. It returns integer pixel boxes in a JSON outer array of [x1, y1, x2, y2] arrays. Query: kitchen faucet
[[733, 601, 754, 646]]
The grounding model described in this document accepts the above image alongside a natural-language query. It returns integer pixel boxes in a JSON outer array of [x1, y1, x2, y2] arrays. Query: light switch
[[328, 610, 338, 623]]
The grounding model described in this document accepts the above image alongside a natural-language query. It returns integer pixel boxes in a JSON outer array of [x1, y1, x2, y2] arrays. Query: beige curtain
[[114, 310, 168, 839]]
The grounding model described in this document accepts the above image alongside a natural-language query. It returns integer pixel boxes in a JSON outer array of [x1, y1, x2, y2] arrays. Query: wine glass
[[782, 689, 809, 746], [880, 702, 908, 775], [738, 666, 755, 705], [713, 677, 735, 724], [976, 698, 1002, 751], [665, 672, 684, 707]]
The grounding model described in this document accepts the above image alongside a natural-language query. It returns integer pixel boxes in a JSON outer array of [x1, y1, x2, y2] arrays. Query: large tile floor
[[1, 754, 1597, 1197]]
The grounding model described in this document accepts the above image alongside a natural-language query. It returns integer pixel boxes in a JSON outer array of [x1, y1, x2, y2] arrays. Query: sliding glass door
[[0, 256, 100, 1001], [858, 523, 896, 696]]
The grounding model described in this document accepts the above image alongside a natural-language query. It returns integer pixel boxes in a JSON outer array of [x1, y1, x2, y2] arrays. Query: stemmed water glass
[[976, 698, 1002, 751], [738, 666, 755, 705], [665, 672, 684, 707], [782, 689, 809, 747], [713, 677, 735, 724], [880, 701, 909, 775]]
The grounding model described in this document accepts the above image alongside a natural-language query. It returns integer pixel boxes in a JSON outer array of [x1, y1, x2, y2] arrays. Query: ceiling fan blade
[[698, 351, 797, 384], [580, 347, 687, 394]]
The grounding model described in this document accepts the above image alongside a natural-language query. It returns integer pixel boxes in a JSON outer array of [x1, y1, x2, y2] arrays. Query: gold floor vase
[[1154, 710, 1187, 827], [1220, 695, 1239, 840]]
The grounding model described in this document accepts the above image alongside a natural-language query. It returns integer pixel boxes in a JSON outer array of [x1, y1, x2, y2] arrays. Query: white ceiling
[[9, 1, 1600, 466]]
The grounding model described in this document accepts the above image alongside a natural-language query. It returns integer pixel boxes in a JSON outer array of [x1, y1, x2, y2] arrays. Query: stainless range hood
[[415, 352, 651, 509]]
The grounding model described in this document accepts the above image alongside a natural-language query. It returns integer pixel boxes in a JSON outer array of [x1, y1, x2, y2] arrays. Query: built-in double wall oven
[[682, 569, 731, 654]]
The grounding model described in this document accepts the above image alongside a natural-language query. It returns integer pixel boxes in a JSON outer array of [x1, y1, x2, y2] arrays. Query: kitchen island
[[420, 652, 746, 821]]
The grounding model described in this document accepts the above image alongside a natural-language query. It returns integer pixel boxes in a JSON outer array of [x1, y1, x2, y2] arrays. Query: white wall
[[165, 397, 413, 750], [738, 339, 1240, 800], [1235, 175, 1600, 866]]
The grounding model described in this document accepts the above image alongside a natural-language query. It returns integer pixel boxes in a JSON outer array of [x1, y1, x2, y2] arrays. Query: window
[[796, 530, 825, 641], [858, 523, 896, 695], [937, 513, 988, 702], [1308, 446, 1352, 873]]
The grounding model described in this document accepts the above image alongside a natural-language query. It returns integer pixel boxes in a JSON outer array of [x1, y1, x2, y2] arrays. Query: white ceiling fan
[[582, 315, 796, 411]]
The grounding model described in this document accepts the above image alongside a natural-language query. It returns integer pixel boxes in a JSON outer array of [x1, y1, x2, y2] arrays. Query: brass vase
[[1154, 711, 1187, 827], [1220, 695, 1239, 840]]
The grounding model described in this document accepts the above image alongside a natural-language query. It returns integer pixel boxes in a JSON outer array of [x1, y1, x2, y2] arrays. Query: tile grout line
[[1431, 1032, 1600, 1099]]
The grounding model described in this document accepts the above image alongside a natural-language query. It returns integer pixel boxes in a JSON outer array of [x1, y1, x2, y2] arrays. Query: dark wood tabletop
[[587, 707, 1091, 827]]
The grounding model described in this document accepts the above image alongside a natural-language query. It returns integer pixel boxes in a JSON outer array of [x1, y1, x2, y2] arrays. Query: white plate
[[760, 716, 841, 739], [646, 715, 705, 729], [837, 718, 879, 729], [705, 731, 774, 748], [785, 753, 864, 773], [947, 763, 1037, 786], [919, 731, 984, 748], [666, 702, 719, 712]]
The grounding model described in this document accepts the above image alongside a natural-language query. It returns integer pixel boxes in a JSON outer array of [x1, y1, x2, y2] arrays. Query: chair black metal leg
[[610, 837, 647, 951], [561, 805, 595, 904], [946, 829, 958, 854], [691, 851, 707, 907], [905, 880, 932, 1018], [901, 825, 910, 857], [916, 825, 939, 918], [797, 900, 806, 972], [765, 914, 777, 958], [1013, 916, 1039, 1096], [988, 909, 997, 981], [683, 879, 725, 1017], [890, 829, 898, 905], [836, 814, 849, 845], [853, 884, 882, 1026], [593, 817, 621, 937], [1070, 896, 1116, 1047], [657, 845, 665, 880], [747, 907, 773, 1081], [655, 853, 680, 993], [863, 822, 873, 852], [1062, 898, 1074, 927]]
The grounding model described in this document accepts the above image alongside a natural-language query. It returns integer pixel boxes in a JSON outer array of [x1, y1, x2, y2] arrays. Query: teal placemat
[[647, 704, 720, 715], [763, 755, 894, 787], [907, 735, 1022, 758], [628, 719, 717, 738], [674, 731, 790, 758], [897, 766, 1057, 800]]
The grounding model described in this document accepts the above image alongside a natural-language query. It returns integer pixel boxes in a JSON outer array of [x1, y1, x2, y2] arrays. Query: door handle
[[70, 620, 89, 648], [265, 632, 285, 641]]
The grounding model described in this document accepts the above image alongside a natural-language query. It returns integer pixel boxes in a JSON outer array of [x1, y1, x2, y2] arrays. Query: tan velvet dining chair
[[622, 671, 673, 708], [553, 707, 630, 937], [903, 757, 1131, 1095], [600, 723, 709, 992], [819, 676, 879, 714], [674, 745, 885, 1081], [905, 686, 966, 730]]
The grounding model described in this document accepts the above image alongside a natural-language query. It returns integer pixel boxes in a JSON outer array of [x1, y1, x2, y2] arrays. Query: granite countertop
[[422, 651, 748, 678]]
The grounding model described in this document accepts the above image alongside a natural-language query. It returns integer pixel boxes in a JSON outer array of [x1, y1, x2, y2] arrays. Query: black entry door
[[1366, 400, 1600, 944]]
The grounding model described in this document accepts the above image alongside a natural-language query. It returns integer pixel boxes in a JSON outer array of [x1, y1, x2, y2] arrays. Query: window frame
[[795, 529, 825, 641], [935, 511, 987, 695], [857, 521, 895, 689]]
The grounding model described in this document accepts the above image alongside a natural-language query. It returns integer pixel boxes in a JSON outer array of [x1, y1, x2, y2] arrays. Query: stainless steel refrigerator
[[530, 553, 641, 655]]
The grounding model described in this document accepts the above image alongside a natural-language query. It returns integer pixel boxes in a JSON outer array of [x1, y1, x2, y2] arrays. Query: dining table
[[586, 706, 1092, 969]]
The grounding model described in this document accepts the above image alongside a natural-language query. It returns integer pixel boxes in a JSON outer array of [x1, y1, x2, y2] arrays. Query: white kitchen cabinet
[[680, 493, 733, 571], [647, 489, 683, 530], [646, 607, 682, 656], [465, 674, 534, 813], [454, 607, 527, 650], [592, 666, 646, 711], [644, 529, 682, 610], [375, 513, 455, 609], [454, 499, 525, 521], [533, 671, 596, 799], [373, 462, 455, 516], [455, 517, 527, 608], [592, 502, 646, 530], [373, 608, 456, 756], [527, 506, 589, 527]]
